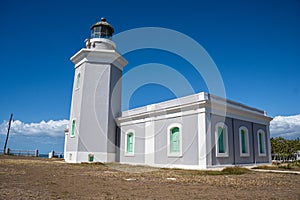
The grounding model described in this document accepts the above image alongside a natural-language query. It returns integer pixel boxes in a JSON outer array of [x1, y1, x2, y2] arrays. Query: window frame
[[257, 129, 267, 157], [167, 123, 183, 157], [125, 130, 135, 156], [70, 119, 76, 138], [239, 126, 250, 157], [215, 122, 229, 157]]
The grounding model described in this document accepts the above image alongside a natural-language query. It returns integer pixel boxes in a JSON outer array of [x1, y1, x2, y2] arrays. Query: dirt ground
[[0, 156, 299, 199]]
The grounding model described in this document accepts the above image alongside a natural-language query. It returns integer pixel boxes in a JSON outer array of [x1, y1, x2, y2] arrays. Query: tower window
[[167, 124, 182, 157], [257, 130, 266, 156], [215, 122, 229, 157], [76, 73, 81, 89], [239, 126, 249, 157], [71, 119, 76, 137]]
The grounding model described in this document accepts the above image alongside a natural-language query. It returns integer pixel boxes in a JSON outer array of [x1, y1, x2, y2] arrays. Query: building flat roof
[[118, 92, 272, 125]]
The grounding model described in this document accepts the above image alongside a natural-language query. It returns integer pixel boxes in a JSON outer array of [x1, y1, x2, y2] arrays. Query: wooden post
[[4, 148, 10, 155], [3, 113, 13, 154]]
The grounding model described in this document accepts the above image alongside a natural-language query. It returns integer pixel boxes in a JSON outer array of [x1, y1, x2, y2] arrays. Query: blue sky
[[0, 0, 299, 153]]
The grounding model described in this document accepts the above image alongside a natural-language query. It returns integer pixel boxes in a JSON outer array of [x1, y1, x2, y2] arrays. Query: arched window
[[127, 133, 133, 153], [170, 127, 180, 153], [125, 131, 134, 155], [215, 122, 229, 157], [167, 124, 182, 157], [239, 126, 249, 156], [71, 119, 76, 137], [76, 73, 81, 89], [257, 130, 266, 156]]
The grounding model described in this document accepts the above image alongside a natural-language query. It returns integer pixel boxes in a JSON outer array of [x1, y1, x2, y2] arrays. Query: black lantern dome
[[90, 18, 114, 39]]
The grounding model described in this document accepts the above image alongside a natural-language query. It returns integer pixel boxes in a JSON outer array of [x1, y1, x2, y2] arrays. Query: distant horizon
[[0, 0, 299, 153], [1, 113, 300, 154]]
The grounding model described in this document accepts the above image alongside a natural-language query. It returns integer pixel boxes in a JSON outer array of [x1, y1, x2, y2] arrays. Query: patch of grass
[[165, 168, 224, 176], [161, 166, 249, 176], [279, 164, 292, 170], [61, 191, 70, 198], [105, 162, 157, 173], [221, 167, 250, 175], [80, 162, 105, 166], [252, 165, 274, 170], [203, 171, 224, 176], [295, 160, 300, 167], [46, 181, 58, 185], [254, 162, 300, 171]]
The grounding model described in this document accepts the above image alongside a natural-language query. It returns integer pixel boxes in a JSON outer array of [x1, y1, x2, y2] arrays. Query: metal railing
[[1, 148, 64, 158], [2, 148, 39, 157]]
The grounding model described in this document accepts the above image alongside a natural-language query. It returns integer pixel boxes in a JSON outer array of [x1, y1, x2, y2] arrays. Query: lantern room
[[90, 18, 114, 39]]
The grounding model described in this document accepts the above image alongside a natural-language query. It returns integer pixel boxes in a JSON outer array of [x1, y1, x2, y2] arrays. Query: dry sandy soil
[[0, 155, 299, 199]]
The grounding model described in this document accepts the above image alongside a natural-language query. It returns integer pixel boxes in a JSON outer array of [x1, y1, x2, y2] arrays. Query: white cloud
[[0, 119, 69, 137], [1, 114, 299, 139], [270, 114, 300, 139]]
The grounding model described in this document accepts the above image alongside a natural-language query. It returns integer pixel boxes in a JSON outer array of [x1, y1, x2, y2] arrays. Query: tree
[[271, 137, 300, 158]]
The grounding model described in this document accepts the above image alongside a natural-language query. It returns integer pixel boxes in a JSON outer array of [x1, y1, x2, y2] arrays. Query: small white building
[[64, 18, 272, 169]]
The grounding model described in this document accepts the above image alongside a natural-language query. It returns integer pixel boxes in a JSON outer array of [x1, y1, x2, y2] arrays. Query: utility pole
[[3, 113, 13, 154]]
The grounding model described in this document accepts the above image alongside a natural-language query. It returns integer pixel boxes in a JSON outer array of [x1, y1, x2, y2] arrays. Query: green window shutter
[[218, 127, 225, 153], [259, 132, 264, 154], [127, 133, 133, 153], [76, 73, 80, 89], [71, 120, 76, 136], [170, 127, 180, 153], [241, 130, 247, 154]]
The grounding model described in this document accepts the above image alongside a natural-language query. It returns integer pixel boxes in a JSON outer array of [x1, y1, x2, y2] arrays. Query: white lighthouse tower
[[64, 18, 127, 163]]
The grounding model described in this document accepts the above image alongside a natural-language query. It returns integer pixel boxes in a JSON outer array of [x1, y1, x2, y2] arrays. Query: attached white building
[[64, 18, 272, 169]]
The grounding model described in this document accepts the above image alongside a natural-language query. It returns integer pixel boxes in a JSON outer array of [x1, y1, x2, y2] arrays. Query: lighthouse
[[64, 18, 272, 169], [64, 18, 127, 163]]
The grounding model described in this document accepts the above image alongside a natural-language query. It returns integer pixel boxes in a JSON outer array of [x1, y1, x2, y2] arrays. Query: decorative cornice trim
[[70, 48, 128, 71], [117, 92, 273, 126]]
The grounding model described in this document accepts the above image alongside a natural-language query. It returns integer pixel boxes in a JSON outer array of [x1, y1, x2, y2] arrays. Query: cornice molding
[[117, 92, 273, 126], [70, 48, 128, 71]]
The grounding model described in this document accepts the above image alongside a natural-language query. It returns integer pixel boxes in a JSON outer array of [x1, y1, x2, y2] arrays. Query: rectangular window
[[71, 119, 76, 137], [76, 73, 81, 89], [170, 127, 180, 153], [218, 127, 225, 153], [239, 127, 249, 157], [258, 130, 266, 156], [126, 133, 134, 154], [167, 124, 183, 157], [241, 130, 247, 154], [215, 123, 228, 157], [259, 132, 263, 154]]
